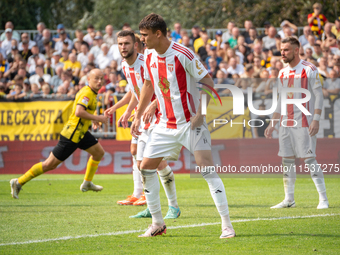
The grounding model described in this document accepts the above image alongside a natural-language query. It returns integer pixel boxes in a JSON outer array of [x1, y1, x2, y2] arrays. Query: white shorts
[[143, 122, 211, 161], [278, 126, 317, 158], [136, 128, 153, 161], [131, 136, 138, 145]]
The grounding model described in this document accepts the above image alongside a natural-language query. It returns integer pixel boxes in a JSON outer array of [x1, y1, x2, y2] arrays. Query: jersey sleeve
[[185, 54, 208, 81], [76, 88, 93, 109], [309, 68, 322, 90]]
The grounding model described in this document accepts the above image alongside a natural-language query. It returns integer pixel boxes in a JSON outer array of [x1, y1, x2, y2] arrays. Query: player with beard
[[105, 30, 180, 219], [265, 36, 328, 209]]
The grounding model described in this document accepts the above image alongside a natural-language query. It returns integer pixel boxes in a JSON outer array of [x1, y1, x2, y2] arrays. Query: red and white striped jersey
[[278, 60, 322, 127], [122, 53, 158, 130], [144, 41, 208, 130]]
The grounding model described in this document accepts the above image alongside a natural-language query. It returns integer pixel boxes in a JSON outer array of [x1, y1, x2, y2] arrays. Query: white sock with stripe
[[282, 158, 296, 202], [305, 158, 328, 201], [158, 165, 178, 208], [140, 169, 164, 226], [202, 167, 232, 230]]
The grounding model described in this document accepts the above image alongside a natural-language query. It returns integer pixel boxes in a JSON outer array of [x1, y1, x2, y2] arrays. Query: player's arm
[[143, 99, 158, 124], [309, 74, 323, 136], [118, 93, 139, 129], [75, 105, 108, 124], [192, 73, 214, 129], [131, 80, 154, 137], [104, 90, 132, 116]]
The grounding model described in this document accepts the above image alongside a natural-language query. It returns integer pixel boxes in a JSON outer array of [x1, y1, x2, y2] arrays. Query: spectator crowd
[[0, 2, 339, 105]]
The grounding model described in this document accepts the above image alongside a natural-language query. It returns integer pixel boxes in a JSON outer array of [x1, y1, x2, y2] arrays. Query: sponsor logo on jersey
[[158, 59, 165, 64], [136, 73, 140, 80], [158, 76, 170, 94], [168, 63, 174, 72], [81, 96, 89, 106]]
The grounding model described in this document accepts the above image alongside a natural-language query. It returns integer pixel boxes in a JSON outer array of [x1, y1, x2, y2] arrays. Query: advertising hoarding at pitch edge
[[201, 85, 311, 128]]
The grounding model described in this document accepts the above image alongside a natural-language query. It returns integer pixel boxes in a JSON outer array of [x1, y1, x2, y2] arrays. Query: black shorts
[[52, 131, 98, 161]]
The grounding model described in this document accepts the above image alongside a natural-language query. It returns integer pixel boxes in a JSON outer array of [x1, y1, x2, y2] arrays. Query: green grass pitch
[[0, 174, 339, 254]]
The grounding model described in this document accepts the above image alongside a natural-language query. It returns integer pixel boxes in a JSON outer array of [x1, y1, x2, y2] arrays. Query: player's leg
[[189, 123, 234, 238], [79, 132, 105, 192], [138, 127, 180, 237], [157, 160, 180, 219], [271, 156, 296, 208], [271, 127, 296, 208], [117, 139, 144, 205], [304, 157, 328, 209], [194, 150, 235, 239], [10, 136, 75, 199], [138, 156, 165, 237]]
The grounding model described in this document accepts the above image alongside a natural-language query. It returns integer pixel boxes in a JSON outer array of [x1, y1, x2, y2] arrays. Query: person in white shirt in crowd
[[1, 29, 17, 55], [54, 30, 73, 53], [263, 26, 277, 49], [90, 36, 103, 59], [303, 34, 316, 52], [96, 43, 112, 70], [50, 66, 64, 92], [226, 57, 244, 75], [83, 24, 95, 47], [323, 69, 340, 97], [18, 33, 36, 51], [299, 26, 313, 47], [278, 20, 298, 40], [222, 21, 235, 43], [27, 45, 45, 73], [0, 21, 20, 42], [104, 25, 117, 47], [77, 44, 89, 70], [109, 43, 122, 71], [29, 65, 51, 88], [317, 57, 332, 77]]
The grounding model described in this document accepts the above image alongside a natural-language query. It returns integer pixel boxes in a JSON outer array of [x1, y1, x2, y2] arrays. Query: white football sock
[[202, 167, 232, 230], [140, 168, 163, 225], [305, 158, 328, 201], [158, 165, 178, 208], [282, 158, 296, 202], [132, 156, 143, 198]]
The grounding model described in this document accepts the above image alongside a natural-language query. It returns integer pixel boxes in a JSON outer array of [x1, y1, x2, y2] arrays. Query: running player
[[107, 30, 180, 219], [265, 36, 328, 209], [10, 69, 108, 199], [130, 13, 235, 238]]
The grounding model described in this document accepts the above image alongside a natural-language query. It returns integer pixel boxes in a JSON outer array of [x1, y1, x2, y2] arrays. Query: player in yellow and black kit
[[10, 69, 109, 199]]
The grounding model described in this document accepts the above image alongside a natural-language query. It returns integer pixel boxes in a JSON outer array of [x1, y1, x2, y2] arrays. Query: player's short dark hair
[[139, 13, 167, 36], [117, 30, 136, 43], [281, 36, 300, 48]]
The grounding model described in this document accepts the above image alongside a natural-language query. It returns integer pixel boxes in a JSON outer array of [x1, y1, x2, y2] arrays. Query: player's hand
[[190, 114, 204, 130], [309, 120, 319, 136], [117, 111, 131, 129], [97, 115, 109, 125], [143, 102, 157, 124], [264, 126, 275, 139], [104, 106, 115, 116], [92, 121, 101, 130], [130, 117, 142, 138]]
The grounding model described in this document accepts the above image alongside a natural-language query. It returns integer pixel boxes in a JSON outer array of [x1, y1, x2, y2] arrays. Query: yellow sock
[[84, 157, 100, 182], [18, 162, 44, 185]]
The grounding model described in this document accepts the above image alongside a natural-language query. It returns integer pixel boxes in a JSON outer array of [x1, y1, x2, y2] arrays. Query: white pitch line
[[0, 213, 339, 247]]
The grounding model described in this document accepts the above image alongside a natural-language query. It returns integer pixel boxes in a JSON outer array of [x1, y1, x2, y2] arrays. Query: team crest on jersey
[[168, 64, 174, 72], [136, 73, 140, 80], [158, 76, 170, 94]]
